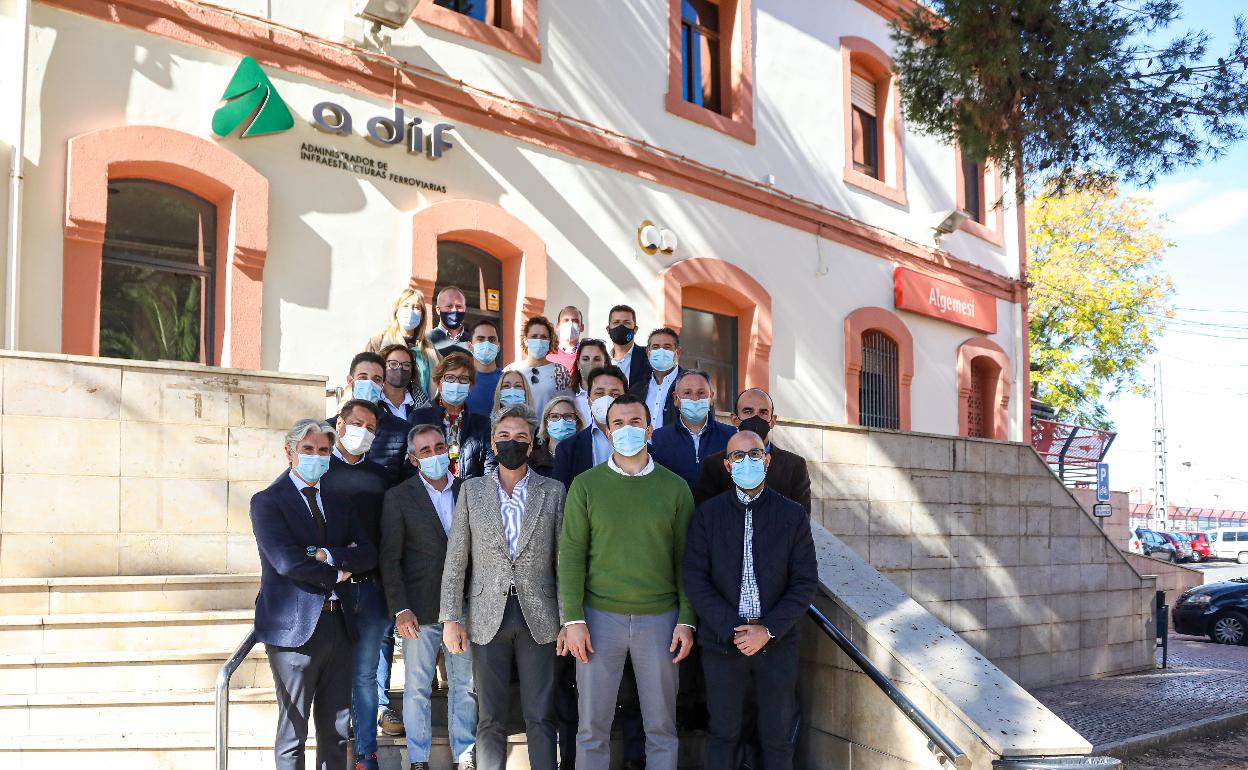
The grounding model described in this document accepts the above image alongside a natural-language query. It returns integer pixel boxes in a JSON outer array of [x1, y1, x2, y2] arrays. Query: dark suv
[[1173, 578, 1248, 644], [1135, 528, 1180, 562]]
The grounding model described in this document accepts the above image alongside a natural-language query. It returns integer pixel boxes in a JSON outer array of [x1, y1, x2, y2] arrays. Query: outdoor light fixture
[[637, 220, 677, 255], [932, 209, 970, 245], [353, 0, 423, 30]]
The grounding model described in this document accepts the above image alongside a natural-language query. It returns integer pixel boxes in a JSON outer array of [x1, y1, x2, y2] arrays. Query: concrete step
[[0, 647, 409, 696], [0, 609, 256, 654], [0, 574, 259, 616]]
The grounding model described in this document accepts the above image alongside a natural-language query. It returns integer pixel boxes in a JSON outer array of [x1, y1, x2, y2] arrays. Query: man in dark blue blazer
[[251, 418, 378, 770], [552, 364, 627, 489], [328, 351, 411, 484], [650, 370, 736, 489], [604, 304, 652, 389], [682, 430, 818, 770]]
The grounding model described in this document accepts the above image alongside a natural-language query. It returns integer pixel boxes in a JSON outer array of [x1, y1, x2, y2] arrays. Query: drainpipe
[[4, 0, 32, 350]]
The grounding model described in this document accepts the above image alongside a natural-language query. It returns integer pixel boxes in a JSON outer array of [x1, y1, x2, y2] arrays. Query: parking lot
[[1186, 561, 1248, 584]]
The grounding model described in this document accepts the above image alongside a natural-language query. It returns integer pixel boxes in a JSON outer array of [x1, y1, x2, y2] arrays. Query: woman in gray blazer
[[440, 403, 566, 770]]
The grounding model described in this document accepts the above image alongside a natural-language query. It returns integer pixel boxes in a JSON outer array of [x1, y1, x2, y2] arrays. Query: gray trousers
[[575, 607, 680, 770], [472, 594, 557, 770], [266, 610, 354, 770]]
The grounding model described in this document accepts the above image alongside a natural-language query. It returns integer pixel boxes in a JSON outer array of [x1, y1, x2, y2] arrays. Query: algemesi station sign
[[893, 267, 997, 334]]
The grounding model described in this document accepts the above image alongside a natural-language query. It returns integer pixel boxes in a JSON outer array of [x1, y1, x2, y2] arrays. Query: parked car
[[1173, 578, 1248, 644], [1134, 528, 1180, 562], [1206, 528, 1248, 564], [1159, 531, 1197, 563], [1177, 531, 1214, 562]]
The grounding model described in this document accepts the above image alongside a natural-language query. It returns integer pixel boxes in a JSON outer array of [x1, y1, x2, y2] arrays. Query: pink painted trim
[[62, 125, 269, 368], [953, 146, 1006, 247], [956, 336, 1011, 440], [664, 0, 756, 144], [413, 0, 540, 63], [1017, 199, 1032, 432], [658, 257, 772, 392], [410, 199, 547, 363], [840, 36, 907, 207], [843, 306, 914, 431]]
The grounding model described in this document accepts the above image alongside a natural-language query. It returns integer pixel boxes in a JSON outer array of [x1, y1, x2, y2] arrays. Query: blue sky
[[1101, 3, 1248, 510]]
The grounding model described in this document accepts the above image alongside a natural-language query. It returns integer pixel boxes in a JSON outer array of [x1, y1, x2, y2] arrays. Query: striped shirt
[[736, 486, 764, 619], [496, 469, 532, 560]]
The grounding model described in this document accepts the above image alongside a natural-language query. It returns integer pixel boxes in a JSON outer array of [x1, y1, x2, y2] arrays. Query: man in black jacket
[[379, 424, 477, 770], [683, 430, 817, 770], [695, 388, 812, 514], [330, 352, 412, 484], [321, 399, 393, 770]]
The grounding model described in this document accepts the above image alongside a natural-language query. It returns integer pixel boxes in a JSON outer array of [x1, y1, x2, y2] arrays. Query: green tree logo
[[211, 56, 294, 138]]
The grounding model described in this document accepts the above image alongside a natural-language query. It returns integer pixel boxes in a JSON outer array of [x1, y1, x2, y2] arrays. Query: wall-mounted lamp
[[637, 220, 678, 255], [933, 209, 970, 246], [353, 0, 424, 30]]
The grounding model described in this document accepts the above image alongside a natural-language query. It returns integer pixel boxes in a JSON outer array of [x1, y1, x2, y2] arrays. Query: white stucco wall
[[12, 3, 1026, 439]]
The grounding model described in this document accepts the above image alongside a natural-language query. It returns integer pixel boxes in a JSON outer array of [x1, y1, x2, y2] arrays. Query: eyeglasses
[[440, 374, 472, 385], [386, 361, 413, 371], [727, 448, 767, 463]]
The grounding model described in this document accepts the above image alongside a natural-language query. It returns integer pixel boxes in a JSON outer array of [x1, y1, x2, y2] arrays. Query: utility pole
[[1153, 363, 1169, 530]]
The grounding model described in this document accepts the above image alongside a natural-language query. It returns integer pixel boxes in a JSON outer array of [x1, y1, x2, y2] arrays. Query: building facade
[[1, 0, 1029, 439]]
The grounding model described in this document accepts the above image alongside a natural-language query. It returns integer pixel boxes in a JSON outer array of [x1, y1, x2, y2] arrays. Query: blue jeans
[[402, 624, 477, 763], [349, 579, 392, 757], [377, 627, 394, 709]]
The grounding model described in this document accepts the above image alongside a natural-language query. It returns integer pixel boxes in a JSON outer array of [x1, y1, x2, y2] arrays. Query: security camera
[[354, 0, 424, 30]]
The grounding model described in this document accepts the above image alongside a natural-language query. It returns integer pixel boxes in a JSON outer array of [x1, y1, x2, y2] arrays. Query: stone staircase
[[0, 574, 702, 769]]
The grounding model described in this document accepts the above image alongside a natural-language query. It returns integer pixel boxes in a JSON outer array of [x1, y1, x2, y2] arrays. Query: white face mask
[[590, 395, 615, 426], [340, 425, 376, 456], [559, 320, 581, 348]]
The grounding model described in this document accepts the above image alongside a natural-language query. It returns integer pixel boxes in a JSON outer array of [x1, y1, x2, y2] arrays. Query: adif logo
[[212, 56, 295, 138]]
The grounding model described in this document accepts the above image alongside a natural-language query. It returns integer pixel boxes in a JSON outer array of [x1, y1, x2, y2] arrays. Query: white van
[[1206, 528, 1248, 563]]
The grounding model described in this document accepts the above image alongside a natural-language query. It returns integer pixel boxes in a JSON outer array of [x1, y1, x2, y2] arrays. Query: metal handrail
[[215, 628, 258, 770], [806, 604, 970, 770]]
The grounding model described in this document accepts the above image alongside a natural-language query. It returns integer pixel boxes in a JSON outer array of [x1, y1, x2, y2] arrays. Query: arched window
[[966, 357, 992, 437], [844, 307, 913, 431], [956, 337, 1011, 440], [98, 180, 217, 364], [859, 330, 900, 429], [436, 241, 505, 338]]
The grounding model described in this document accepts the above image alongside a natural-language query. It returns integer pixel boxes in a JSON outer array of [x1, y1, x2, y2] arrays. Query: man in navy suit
[[604, 304, 652, 389], [251, 418, 378, 770], [552, 365, 627, 490]]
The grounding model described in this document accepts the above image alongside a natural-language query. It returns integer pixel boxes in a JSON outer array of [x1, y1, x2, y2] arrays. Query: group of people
[[248, 286, 819, 770]]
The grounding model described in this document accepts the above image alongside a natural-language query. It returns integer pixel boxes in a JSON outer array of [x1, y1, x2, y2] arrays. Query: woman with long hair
[[366, 287, 439, 400], [529, 395, 582, 478], [569, 337, 609, 425], [504, 315, 572, 415]]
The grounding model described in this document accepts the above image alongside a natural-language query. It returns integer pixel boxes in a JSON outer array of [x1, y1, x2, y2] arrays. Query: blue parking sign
[[1096, 463, 1110, 502]]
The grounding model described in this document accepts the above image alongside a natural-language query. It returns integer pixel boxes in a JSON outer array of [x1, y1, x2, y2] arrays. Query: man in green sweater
[[559, 393, 696, 770]]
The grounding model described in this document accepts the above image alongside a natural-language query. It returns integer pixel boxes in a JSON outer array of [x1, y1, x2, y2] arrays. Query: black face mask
[[608, 325, 635, 346], [385, 368, 412, 389], [495, 440, 531, 470], [440, 310, 465, 330], [738, 415, 771, 442]]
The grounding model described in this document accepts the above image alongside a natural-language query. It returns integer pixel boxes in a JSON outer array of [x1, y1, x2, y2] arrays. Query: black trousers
[[554, 651, 578, 764], [701, 642, 799, 770], [266, 609, 355, 770], [472, 595, 557, 770]]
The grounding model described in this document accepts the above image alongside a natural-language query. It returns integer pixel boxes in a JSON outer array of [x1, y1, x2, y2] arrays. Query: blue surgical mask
[[295, 452, 330, 482], [417, 452, 451, 481], [526, 338, 551, 359], [352, 379, 382, 403], [730, 456, 766, 491], [441, 382, 470, 405], [499, 388, 528, 407], [472, 341, 499, 365], [648, 348, 676, 372], [679, 398, 711, 423], [547, 418, 577, 442], [396, 306, 422, 331], [611, 425, 648, 457]]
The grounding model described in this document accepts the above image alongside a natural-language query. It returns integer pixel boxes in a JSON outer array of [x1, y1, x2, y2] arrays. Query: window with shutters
[[840, 37, 906, 206], [859, 331, 900, 430], [666, 0, 755, 143], [954, 145, 1006, 246], [966, 357, 990, 437]]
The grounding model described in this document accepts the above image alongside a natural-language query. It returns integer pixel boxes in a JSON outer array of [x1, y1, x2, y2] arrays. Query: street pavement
[[1188, 561, 1248, 584], [1030, 635, 1248, 751]]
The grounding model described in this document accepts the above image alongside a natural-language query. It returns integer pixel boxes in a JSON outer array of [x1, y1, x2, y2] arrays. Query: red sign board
[[893, 267, 997, 333]]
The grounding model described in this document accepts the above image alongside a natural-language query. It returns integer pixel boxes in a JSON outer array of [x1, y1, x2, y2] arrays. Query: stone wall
[[0, 351, 326, 577], [772, 419, 1157, 687]]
